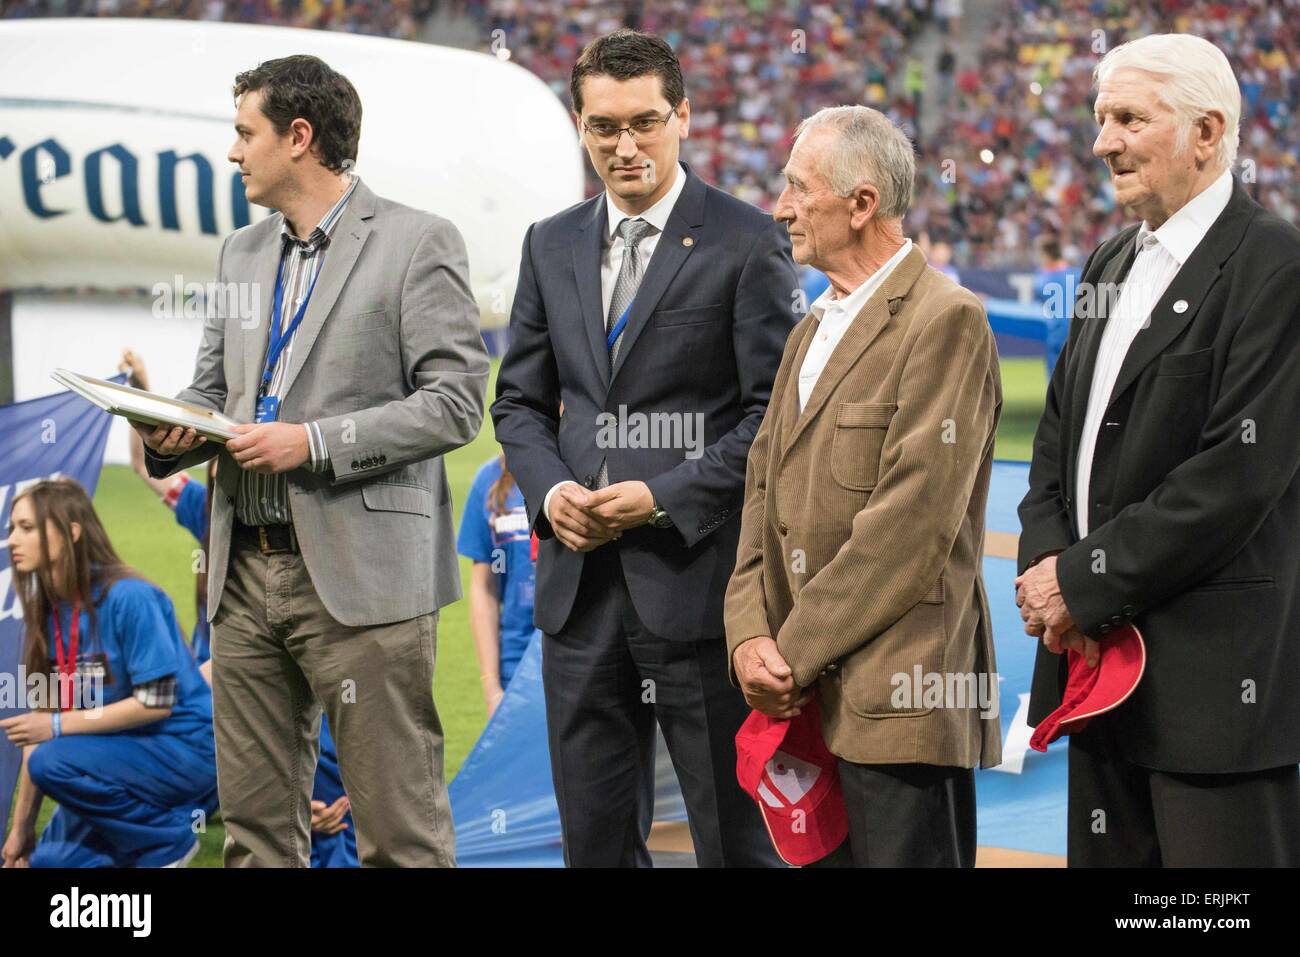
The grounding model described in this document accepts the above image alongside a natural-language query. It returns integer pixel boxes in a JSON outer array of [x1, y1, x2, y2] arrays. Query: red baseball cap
[[1030, 622, 1147, 751], [735, 700, 848, 866]]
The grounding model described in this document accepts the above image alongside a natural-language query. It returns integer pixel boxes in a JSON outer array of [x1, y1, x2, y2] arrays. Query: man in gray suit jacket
[[135, 55, 489, 867]]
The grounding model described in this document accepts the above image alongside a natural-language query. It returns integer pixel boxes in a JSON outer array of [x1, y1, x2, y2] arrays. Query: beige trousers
[[211, 533, 455, 867]]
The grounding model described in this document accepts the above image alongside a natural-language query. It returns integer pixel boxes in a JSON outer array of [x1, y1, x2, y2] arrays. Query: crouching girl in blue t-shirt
[[1, 478, 218, 868]]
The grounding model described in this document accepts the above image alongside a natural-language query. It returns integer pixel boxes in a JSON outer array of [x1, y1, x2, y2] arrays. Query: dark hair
[[1036, 234, 1063, 261], [233, 55, 362, 173], [9, 479, 142, 688], [570, 29, 685, 116]]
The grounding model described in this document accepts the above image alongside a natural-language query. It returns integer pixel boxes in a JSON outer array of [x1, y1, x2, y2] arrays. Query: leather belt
[[234, 519, 299, 555]]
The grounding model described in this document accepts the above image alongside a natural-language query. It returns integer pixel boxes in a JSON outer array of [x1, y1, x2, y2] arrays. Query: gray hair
[[793, 105, 916, 220], [1094, 33, 1241, 171]]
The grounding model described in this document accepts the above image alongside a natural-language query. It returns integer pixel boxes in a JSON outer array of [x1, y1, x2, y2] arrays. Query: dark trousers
[[1067, 716, 1300, 867], [542, 549, 781, 867], [813, 761, 977, 867]]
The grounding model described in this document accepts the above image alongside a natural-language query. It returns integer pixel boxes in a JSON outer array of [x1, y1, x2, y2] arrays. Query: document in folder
[[50, 369, 242, 443]]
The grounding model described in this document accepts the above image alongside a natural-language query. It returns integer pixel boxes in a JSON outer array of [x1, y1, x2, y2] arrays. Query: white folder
[[50, 369, 242, 443]]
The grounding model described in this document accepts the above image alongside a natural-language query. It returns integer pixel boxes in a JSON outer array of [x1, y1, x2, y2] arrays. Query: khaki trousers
[[211, 532, 455, 867]]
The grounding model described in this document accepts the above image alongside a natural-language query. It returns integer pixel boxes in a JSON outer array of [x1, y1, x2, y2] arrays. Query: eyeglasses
[[581, 109, 676, 146]]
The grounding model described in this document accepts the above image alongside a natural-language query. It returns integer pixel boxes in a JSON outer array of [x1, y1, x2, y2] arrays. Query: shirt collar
[[280, 173, 359, 252], [1138, 168, 1234, 266], [810, 239, 913, 322], [605, 162, 688, 240]]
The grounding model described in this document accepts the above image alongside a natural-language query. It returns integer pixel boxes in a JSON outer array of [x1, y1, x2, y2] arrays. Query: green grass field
[[18, 355, 1047, 866]]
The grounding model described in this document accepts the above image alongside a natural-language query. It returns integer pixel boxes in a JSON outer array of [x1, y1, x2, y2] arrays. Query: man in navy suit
[[491, 29, 797, 866]]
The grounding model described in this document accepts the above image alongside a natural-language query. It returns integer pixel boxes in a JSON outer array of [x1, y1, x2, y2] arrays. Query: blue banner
[[0, 376, 120, 840]]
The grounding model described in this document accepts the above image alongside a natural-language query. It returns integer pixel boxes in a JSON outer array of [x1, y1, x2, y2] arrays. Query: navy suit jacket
[[491, 163, 798, 641]]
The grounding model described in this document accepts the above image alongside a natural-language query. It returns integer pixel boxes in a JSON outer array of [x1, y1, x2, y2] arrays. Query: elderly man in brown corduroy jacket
[[725, 106, 1003, 867]]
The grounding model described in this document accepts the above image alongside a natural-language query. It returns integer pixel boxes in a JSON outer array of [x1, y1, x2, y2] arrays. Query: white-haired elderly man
[[725, 105, 1003, 867], [1016, 33, 1300, 866]]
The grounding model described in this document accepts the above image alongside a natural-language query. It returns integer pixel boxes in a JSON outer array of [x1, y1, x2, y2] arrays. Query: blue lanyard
[[606, 301, 634, 352], [262, 247, 322, 395]]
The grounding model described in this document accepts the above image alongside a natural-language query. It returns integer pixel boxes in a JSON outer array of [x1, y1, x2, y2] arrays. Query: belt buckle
[[257, 525, 291, 556]]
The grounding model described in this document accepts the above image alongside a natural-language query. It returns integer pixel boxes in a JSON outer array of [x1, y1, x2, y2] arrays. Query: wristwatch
[[647, 501, 674, 528]]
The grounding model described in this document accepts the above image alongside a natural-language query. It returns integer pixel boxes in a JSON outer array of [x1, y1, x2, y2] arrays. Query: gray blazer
[[148, 179, 489, 627]]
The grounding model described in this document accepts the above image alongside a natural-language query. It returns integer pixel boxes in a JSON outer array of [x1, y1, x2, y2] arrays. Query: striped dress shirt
[[236, 174, 358, 526]]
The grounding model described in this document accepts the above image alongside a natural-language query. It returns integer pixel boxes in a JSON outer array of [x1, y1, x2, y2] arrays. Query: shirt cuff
[[543, 480, 580, 524], [303, 422, 330, 473], [145, 445, 181, 464], [132, 675, 178, 708]]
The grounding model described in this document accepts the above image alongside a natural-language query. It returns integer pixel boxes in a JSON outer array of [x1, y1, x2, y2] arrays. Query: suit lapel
[[608, 168, 705, 385], [279, 186, 375, 400], [1104, 179, 1253, 411], [1065, 236, 1135, 473], [572, 198, 610, 391], [775, 318, 817, 449], [779, 245, 927, 461], [241, 229, 282, 421]]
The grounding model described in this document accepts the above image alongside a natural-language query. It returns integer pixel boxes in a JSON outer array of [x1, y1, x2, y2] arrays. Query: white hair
[[1094, 33, 1241, 171], [793, 105, 916, 220]]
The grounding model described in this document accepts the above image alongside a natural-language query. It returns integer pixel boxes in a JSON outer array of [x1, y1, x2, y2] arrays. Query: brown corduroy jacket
[[725, 246, 1004, 769]]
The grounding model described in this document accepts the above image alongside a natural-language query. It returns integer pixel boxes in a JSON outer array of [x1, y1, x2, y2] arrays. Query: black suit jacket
[[491, 163, 798, 641], [1018, 178, 1300, 773]]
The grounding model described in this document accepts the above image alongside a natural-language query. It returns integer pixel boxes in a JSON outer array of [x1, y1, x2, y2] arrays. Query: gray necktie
[[596, 216, 654, 488], [606, 217, 654, 366]]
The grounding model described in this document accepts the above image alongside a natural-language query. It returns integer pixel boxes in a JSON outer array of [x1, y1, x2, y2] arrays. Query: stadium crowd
[[0, 0, 435, 40], [477, 0, 1297, 265], [4, 0, 1296, 265]]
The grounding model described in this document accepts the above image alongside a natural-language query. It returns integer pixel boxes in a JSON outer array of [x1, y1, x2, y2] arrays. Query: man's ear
[[850, 184, 880, 230], [289, 117, 316, 159], [1195, 110, 1226, 163]]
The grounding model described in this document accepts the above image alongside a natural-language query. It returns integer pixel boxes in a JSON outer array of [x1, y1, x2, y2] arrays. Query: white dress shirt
[[1074, 168, 1233, 538], [799, 239, 912, 412], [600, 160, 688, 318], [543, 162, 690, 524]]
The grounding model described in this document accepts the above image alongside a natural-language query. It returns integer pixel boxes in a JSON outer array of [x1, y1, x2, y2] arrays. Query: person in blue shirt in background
[[119, 349, 355, 867], [1031, 235, 1080, 375], [458, 453, 538, 717], [1, 478, 218, 868]]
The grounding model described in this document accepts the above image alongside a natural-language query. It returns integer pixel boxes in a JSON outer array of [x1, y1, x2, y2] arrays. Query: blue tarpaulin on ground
[[0, 377, 122, 840], [449, 460, 1069, 865]]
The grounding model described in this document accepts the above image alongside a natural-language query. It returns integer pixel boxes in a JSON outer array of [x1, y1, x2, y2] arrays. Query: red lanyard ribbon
[[52, 602, 80, 713]]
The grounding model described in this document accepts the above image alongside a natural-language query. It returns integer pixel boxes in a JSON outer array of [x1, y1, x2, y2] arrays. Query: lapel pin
[[682, 236, 694, 247], [1173, 299, 1188, 313]]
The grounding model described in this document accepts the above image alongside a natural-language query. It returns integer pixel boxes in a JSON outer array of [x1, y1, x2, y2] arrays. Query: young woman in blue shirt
[[1, 478, 218, 868]]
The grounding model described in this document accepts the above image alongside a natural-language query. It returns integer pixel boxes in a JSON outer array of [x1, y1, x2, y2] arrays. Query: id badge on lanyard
[[53, 603, 80, 712], [256, 394, 280, 424], [259, 248, 321, 423]]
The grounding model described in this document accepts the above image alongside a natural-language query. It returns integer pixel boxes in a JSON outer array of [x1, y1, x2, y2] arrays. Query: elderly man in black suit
[[1016, 32, 1300, 867]]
